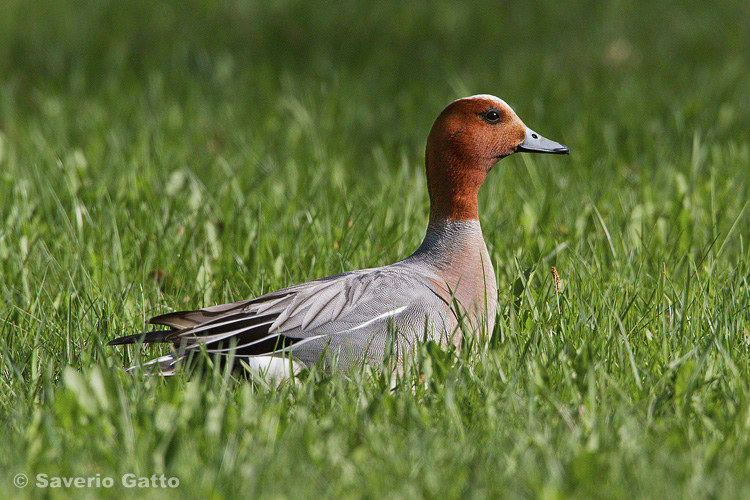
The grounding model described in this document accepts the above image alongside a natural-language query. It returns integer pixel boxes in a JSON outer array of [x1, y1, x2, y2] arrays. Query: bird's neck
[[410, 218, 487, 267], [425, 148, 488, 222]]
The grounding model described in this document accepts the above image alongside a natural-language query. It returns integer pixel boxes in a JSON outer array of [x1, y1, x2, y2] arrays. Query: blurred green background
[[2, 1, 750, 499], [3, 0, 748, 174]]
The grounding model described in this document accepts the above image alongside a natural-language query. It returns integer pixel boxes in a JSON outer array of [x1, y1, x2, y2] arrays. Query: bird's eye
[[483, 109, 502, 123]]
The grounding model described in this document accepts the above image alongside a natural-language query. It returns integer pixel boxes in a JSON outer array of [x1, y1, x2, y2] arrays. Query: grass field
[[2, 0, 750, 498]]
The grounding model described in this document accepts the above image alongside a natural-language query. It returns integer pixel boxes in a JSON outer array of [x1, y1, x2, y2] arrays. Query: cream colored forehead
[[455, 94, 511, 109]]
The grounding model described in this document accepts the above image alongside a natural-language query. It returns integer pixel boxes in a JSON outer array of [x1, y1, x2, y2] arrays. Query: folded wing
[[108, 266, 451, 373]]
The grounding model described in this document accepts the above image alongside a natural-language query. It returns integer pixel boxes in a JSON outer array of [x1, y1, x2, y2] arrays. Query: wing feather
[[108, 265, 450, 372]]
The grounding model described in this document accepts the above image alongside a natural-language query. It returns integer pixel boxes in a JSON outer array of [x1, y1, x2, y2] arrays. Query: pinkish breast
[[405, 219, 497, 346]]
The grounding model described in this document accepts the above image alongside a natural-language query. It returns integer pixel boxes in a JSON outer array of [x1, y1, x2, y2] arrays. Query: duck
[[107, 94, 569, 377]]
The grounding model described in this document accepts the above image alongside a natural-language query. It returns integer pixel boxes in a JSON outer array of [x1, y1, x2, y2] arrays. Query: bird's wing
[[108, 265, 451, 369]]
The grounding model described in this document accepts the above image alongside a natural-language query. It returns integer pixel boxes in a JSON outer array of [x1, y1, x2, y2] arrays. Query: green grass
[[2, 0, 750, 498]]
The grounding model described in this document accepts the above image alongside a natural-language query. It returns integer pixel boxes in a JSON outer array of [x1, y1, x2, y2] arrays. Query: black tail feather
[[106, 330, 175, 346]]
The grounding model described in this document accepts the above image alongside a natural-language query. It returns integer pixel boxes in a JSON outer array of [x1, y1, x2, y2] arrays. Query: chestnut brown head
[[425, 95, 568, 221]]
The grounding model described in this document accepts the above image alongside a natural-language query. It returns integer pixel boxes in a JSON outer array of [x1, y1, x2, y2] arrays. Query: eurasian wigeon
[[107, 95, 569, 376]]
